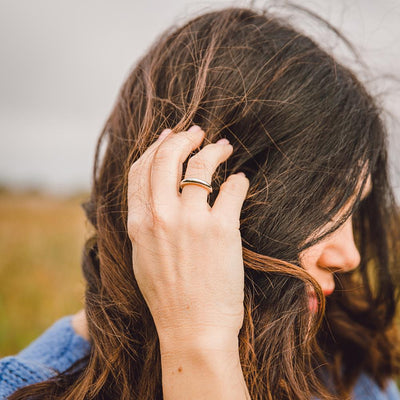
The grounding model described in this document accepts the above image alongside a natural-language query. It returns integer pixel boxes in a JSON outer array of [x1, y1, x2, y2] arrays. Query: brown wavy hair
[[9, 5, 400, 400]]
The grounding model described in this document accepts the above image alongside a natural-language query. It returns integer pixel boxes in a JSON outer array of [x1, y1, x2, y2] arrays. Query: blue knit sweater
[[1, 315, 399, 399]]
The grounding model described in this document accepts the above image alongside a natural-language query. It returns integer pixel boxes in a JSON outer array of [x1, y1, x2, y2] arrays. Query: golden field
[[0, 188, 91, 356], [1, 188, 399, 390]]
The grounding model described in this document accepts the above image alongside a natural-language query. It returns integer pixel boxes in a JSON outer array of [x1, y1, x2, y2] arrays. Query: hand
[[127, 125, 249, 351]]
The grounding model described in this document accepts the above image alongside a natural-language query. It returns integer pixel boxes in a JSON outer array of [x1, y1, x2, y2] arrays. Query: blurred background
[[1, 0, 400, 356]]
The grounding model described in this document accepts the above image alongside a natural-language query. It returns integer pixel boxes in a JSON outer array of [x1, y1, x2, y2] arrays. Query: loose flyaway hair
[[10, 5, 400, 400]]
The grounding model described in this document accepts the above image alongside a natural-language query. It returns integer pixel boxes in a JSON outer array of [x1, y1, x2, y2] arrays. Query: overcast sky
[[1, 0, 400, 195]]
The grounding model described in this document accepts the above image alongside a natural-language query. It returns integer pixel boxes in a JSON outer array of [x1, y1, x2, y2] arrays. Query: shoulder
[[15, 315, 91, 367], [0, 315, 91, 398], [352, 373, 400, 400]]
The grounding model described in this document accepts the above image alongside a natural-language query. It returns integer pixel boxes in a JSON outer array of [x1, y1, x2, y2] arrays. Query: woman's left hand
[[127, 125, 249, 352]]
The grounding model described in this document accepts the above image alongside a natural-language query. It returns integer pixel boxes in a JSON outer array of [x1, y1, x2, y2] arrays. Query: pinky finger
[[211, 172, 249, 227]]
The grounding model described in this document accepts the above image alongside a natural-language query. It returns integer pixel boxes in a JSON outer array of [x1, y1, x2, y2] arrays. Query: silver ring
[[179, 178, 213, 194]]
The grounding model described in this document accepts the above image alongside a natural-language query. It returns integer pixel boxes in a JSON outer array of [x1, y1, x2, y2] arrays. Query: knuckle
[[221, 176, 241, 193], [150, 209, 167, 229], [127, 217, 141, 240], [181, 209, 207, 232], [208, 219, 224, 235], [128, 159, 141, 175], [127, 218, 135, 235], [150, 207, 175, 232], [127, 211, 151, 231], [208, 220, 238, 241], [179, 130, 204, 149], [212, 217, 236, 234], [152, 145, 172, 167], [187, 154, 208, 171]]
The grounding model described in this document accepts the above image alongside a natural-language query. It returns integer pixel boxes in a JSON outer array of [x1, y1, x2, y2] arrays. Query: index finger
[[127, 128, 172, 223], [149, 126, 206, 206]]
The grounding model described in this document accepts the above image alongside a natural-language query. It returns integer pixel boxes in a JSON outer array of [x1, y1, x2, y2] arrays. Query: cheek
[[300, 249, 324, 313], [299, 247, 324, 287], [299, 246, 320, 272]]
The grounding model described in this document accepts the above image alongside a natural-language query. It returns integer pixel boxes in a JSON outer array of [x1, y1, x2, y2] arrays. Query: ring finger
[[180, 138, 233, 208]]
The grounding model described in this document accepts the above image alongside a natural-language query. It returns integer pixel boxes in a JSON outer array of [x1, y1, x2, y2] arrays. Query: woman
[[1, 5, 400, 399]]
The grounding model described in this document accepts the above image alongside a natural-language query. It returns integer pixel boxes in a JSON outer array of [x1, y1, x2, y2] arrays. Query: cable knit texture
[[0, 315, 90, 399], [0, 315, 399, 399]]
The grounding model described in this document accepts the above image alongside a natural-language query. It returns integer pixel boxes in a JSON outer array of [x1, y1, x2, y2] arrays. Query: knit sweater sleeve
[[352, 373, 400, 400], [0, 315, 91, 399]]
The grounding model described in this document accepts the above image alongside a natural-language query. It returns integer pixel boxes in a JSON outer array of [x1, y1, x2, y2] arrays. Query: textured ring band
[[179, 178, 213, 194]]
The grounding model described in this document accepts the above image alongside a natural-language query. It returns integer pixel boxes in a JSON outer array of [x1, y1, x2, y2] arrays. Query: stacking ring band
[[179, 178, 212, 194]]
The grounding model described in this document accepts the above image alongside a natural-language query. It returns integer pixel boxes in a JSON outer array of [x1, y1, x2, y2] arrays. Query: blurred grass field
[[1, 187, 400, 389], [0, 188, 91, 356]]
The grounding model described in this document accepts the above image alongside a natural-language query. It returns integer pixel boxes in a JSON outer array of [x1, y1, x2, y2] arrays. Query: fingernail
[[216, 138, 230, 145], [188, 125, 202, 132], [237, 172, 246, 177]]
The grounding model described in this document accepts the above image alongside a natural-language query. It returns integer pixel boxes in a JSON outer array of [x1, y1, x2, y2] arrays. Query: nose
[[317, 216, 361, 273]]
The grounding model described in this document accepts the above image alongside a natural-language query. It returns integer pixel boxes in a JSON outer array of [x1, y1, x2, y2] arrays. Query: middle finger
[[150, 125, 206, 210], [180, 139, 233, 207]]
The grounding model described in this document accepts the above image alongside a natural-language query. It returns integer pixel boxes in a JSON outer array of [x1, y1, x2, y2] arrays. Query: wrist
[[158, 329, 239, 358], [159, 332, 249, 400], [160, 338, 242, 375]]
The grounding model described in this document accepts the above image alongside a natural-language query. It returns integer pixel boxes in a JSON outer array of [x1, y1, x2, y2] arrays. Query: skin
[[72, 177, 371, 339], [75, 125, 252, 399], [71, 308, 89, 341], [126, 125, 249, 349], [70, 128, 372, 396], [127, 125, 251, 398], [300, 173, 372, 300]]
